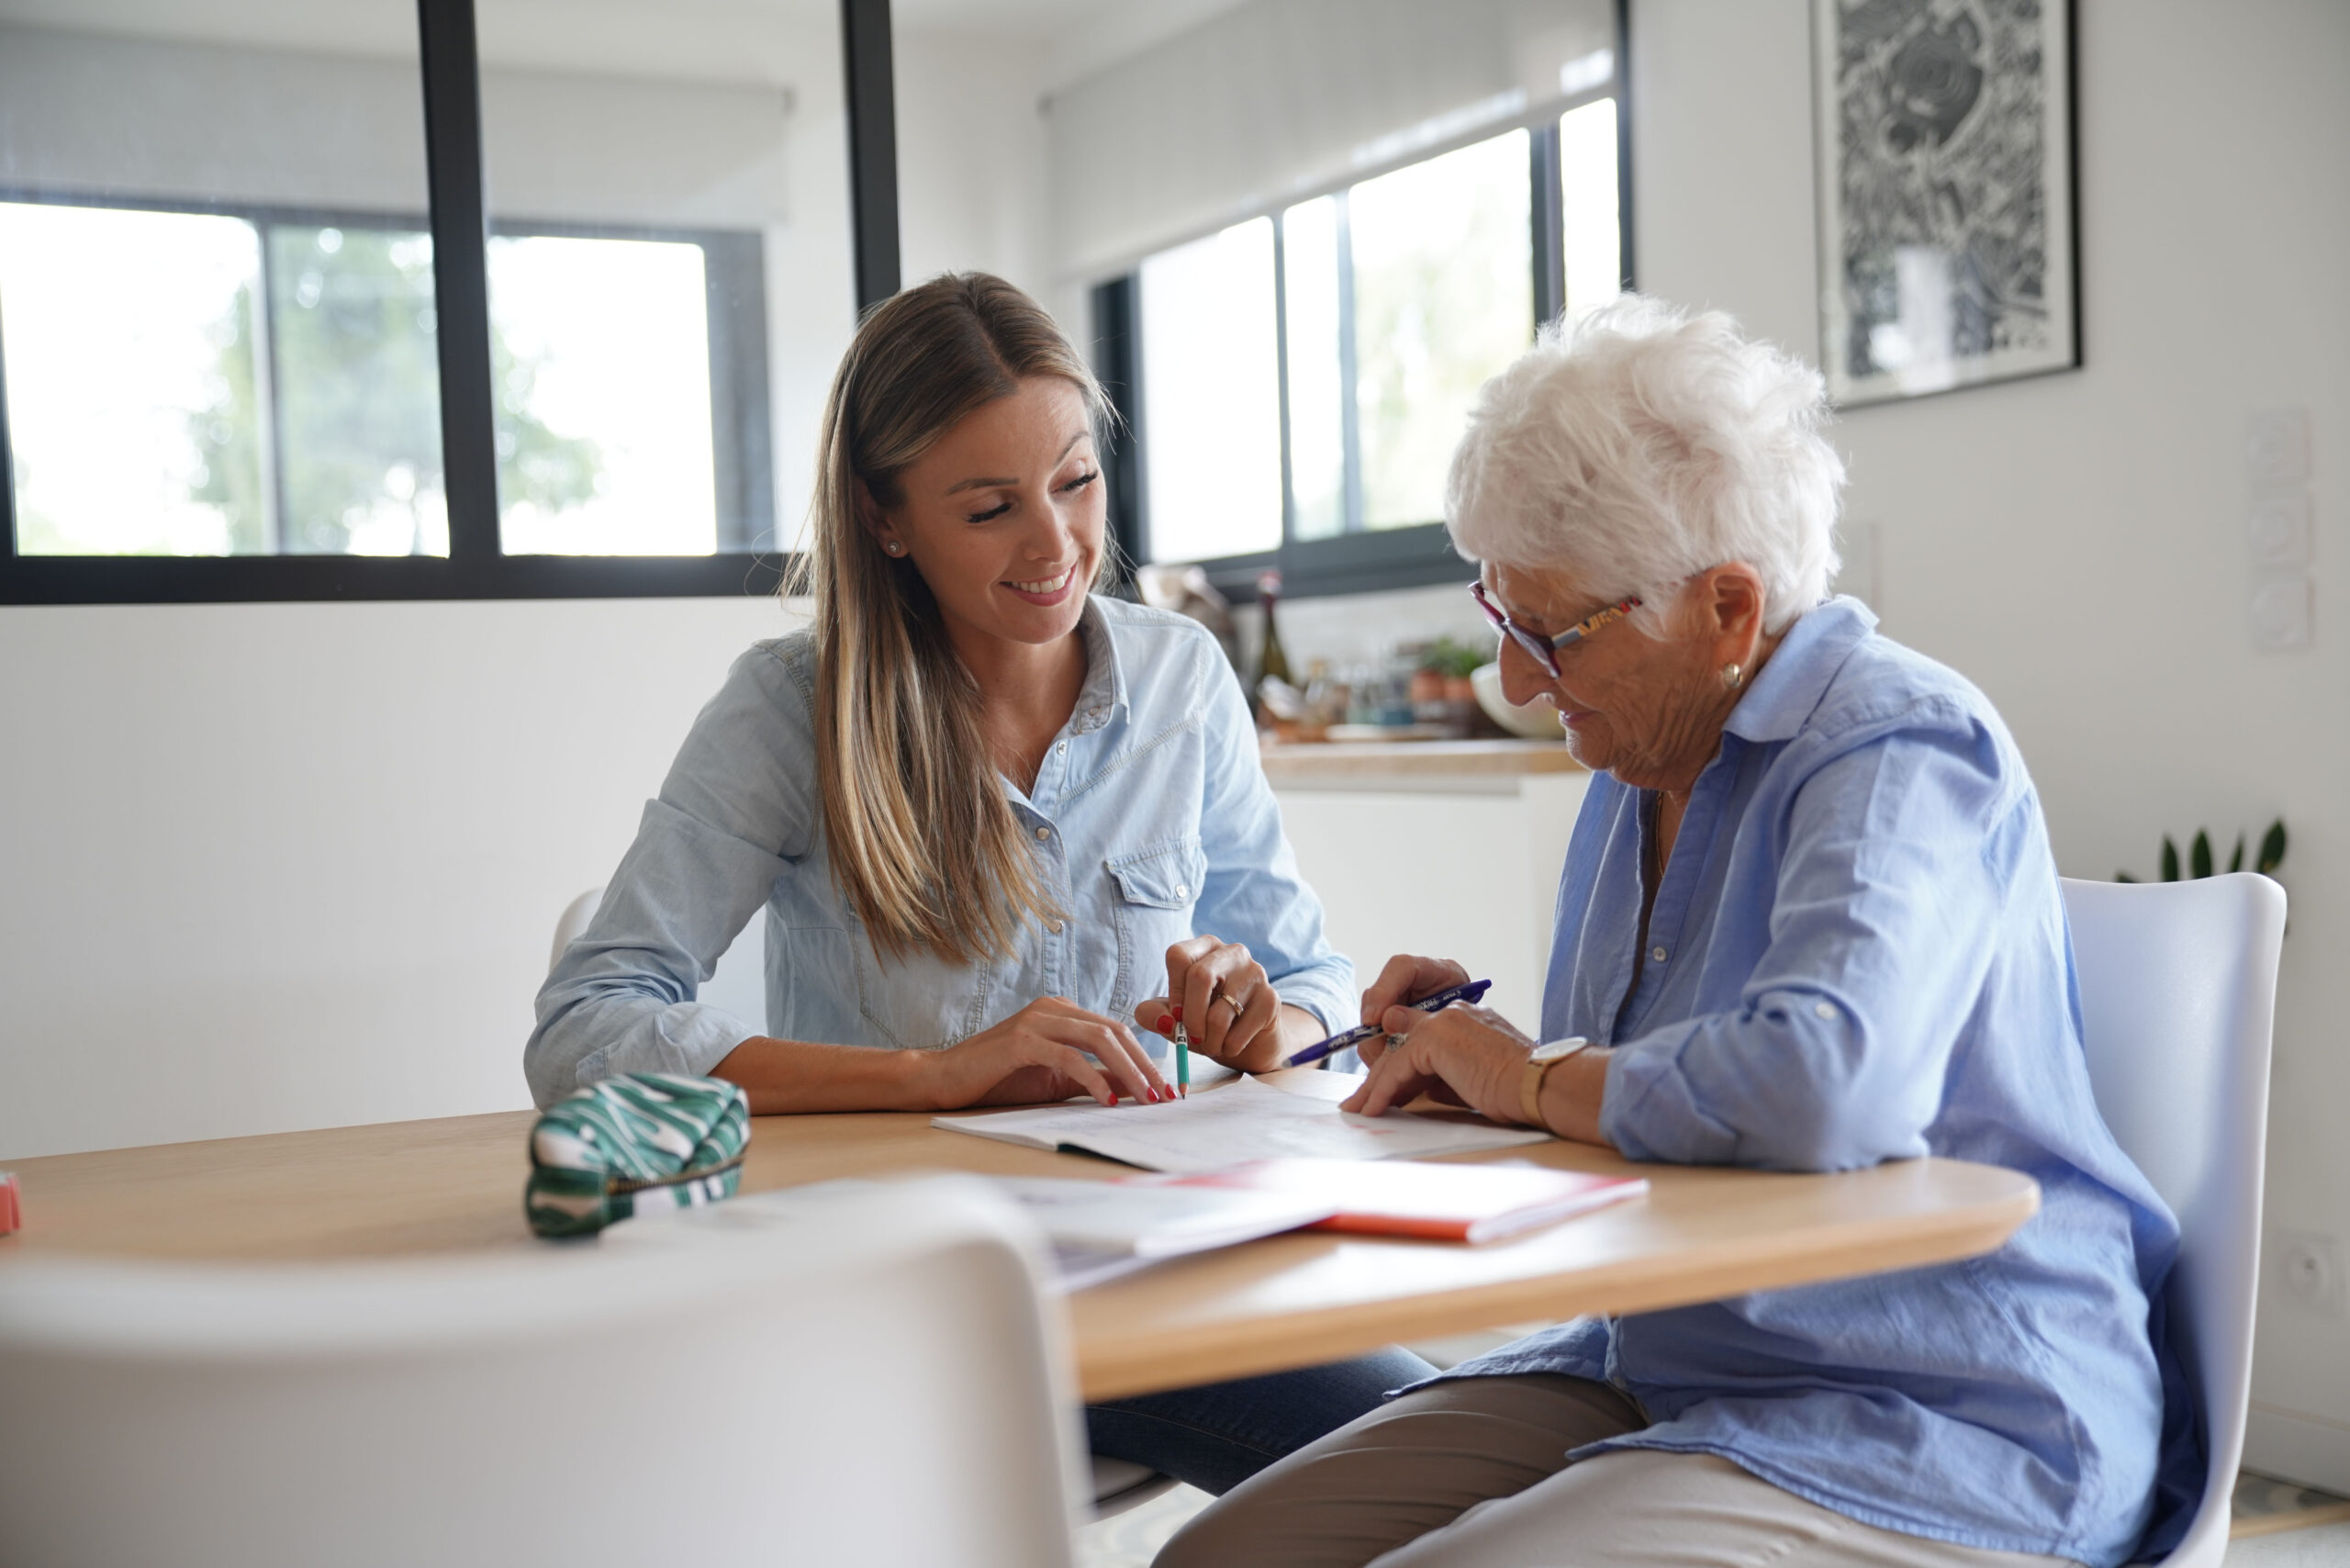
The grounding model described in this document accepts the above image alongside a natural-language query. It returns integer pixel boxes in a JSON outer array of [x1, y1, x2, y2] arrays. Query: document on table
[[932, 1071, 1549, 1174]]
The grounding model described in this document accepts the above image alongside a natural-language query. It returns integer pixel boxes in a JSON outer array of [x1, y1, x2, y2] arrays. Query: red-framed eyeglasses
[[1470, 579, 1641, 679]]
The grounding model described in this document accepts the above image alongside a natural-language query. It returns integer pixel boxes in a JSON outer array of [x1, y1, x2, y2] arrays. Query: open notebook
[[932, 1071, 1549, 1174]]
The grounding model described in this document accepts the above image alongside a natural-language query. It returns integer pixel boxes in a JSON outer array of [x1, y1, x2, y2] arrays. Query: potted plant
[[2115, 820, 2286, 883]]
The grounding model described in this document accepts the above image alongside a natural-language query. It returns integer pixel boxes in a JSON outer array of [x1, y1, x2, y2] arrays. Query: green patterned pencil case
[[525, 1072, 750, 1239]]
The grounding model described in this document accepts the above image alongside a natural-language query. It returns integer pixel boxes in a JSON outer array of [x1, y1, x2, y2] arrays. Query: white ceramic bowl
[[1471, 661, 1563, 741]]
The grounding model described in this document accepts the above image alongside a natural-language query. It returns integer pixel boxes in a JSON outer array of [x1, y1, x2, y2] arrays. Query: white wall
[[893, 27, 1054, 299], [1628, 0, 2350, 1487], [0, 598, 795, 1159]]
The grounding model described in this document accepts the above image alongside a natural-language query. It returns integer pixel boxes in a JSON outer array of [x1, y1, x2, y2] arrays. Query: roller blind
[[1046, 0, 1615, 281]]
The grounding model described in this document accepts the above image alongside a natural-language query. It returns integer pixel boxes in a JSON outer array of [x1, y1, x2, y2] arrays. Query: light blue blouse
[[527, 596, 1354, 1107], [1448, 599, 2192, 1567]]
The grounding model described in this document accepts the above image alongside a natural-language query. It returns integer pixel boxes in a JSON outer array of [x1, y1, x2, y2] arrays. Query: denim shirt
[[1446, 599, 2191, 1568], [526, 596, 1353, 1106]]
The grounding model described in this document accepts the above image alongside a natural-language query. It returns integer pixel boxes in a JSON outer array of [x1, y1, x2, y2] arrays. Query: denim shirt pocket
[[1105, 835, 1207, 1015]]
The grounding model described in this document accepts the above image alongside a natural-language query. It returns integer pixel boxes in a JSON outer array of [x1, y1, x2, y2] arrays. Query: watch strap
[[1518, 1039, 1591, 1130]]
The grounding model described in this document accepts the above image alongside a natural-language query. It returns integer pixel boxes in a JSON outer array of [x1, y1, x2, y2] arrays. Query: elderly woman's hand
[[1354, 954, 1472, 1072], [1340, 1002, 1538, 1124]]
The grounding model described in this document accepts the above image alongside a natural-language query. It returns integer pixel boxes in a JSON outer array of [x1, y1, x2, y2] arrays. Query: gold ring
[[1216, 991, 1247, 1016]]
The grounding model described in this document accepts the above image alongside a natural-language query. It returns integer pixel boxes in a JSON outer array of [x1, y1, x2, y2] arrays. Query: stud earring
[[1720, 662, 1743, 690], [883, 541, 903, 555]]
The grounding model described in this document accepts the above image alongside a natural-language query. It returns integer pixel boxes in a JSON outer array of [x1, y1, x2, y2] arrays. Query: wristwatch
[[1518, 1037, 1592, 1131]]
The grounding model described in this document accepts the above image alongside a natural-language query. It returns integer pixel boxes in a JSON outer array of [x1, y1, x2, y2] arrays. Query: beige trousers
[[1153, 1374, 2084, 1568]]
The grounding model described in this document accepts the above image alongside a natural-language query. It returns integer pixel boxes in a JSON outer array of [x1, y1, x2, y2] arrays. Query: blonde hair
[[789, 273, 1111, 965]]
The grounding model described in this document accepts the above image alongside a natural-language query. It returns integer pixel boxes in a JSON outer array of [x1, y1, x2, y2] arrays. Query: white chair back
[[0, 1178, 1083, 1568], [549, 890, 1168, 1516], [553, 883, 767, 1029], [2061, 873, 2286, 1567]]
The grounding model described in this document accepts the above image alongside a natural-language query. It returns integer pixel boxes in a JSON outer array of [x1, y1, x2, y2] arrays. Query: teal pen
[[1172, 1007, 1191, 1097]]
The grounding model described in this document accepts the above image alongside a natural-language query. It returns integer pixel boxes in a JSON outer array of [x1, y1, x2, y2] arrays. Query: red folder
[[1140, 1157, 1646, 1244]]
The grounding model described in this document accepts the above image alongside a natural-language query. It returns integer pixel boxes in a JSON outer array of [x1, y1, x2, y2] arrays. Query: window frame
[[0, 0, 898, 605], [1096, 12, 1635, 603], [0, 188, 778, 562]]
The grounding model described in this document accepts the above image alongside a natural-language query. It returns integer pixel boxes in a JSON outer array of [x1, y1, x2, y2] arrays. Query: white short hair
[[1446, 296, 1844, 634]]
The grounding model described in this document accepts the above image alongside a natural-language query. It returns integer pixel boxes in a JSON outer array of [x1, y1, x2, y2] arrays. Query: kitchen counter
[[1264, 741, 1591, 1023], [1260, 738, 1583, 794]]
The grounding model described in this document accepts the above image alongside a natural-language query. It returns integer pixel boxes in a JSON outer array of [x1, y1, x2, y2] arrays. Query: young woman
[[528, 272, 1432, 1491]]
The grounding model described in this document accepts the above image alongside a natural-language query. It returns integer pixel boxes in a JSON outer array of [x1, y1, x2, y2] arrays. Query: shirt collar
[[1069, 593, 1128, 734], [1721, 595, 1877, 745]]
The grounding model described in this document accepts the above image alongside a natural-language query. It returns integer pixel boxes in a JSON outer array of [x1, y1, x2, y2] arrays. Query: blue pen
[[1281, 979, 1494, 1068]]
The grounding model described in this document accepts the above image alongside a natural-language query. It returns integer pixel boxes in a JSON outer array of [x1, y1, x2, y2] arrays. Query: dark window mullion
[[1089, 276, 1146, 580], [702, 234, 776, 552], [415, 0, 500, 559], [841, 0, 901, 311], [1613, 0, 1637, 292], [1530, 121, 1565, 330], [0, 288, 17, 558]]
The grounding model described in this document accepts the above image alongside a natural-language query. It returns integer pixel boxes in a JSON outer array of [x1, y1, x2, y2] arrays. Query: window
[[486, 230, 766, 556], [2, 205, 455, 560], [1137, 218, 1283, 562], [1, 202, 287, 558], [0, 0, 890, 603], [1347, 131, 1535, 532], [1109, 94, 1628, 599], [1, 206, 769, 562]]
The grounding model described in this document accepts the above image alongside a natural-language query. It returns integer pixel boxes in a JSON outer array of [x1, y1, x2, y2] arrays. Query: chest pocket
[[1105, 837, 1207, 1014]]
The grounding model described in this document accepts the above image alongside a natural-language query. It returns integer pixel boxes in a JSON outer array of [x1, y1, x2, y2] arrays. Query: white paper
[[933, 1072, 1548, 1174], [988, 1175, 1337, 1256]]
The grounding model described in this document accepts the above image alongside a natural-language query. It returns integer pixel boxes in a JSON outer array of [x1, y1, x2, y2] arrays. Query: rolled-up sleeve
[[524, 645, 816, 1107], [1601, 704, 2025, 1171], [1191, 654, 1356, 1033]]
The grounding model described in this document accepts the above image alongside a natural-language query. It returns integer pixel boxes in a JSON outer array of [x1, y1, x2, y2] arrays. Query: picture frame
[[1812, 0, 2079, 408]]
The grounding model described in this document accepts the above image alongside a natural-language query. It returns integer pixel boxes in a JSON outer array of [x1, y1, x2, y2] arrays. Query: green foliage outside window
[[187, 224, 598, 554]]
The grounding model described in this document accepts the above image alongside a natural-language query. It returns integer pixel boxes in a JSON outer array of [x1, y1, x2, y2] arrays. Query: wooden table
[[1259, 738, 1584, 789], [0, 1071, 2038, 1401]]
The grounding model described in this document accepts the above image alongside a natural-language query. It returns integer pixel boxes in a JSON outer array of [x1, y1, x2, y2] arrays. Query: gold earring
[[1720, 663, 1743, 689]]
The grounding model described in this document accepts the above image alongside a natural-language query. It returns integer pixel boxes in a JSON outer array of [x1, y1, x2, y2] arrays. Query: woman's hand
[[1340, 1002, 1537, 1125], [1134, 935, 1307, 1073], [1353, 954, 1472, 1072], [929, 996, 1169, 1110]]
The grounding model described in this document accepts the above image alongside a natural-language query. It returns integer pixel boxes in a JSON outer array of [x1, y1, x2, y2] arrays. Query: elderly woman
[[1158, 299, 2191, 1568]]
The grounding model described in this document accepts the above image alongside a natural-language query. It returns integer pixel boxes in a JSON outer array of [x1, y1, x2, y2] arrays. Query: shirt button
[[1055, 740, 1069, 755], [1047, 920, 1063, 934], [1174, 883, 1189, 899], [1651, 946, 1668, 964], [1815, 1001, 1837, 1020], [1035, 825, 1050, 841]]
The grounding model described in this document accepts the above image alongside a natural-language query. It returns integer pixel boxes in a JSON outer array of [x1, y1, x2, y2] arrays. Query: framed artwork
[[1812, 0, 2078, 407]]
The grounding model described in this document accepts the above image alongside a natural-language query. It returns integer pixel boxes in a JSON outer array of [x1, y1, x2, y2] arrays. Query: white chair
[[549, 889, 1178, 1519], [2062, 873, 2286, 1567], [0, 1177, 1085, 1568]]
